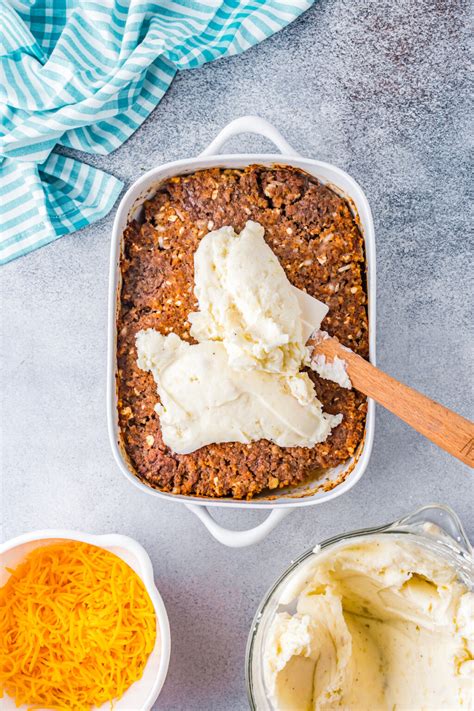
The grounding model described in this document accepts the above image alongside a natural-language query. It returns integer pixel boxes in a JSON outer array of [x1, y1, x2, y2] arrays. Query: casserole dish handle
[[185, 504, 290, 547], [186, 115, 299, 546], [200, 115, 301, 158]]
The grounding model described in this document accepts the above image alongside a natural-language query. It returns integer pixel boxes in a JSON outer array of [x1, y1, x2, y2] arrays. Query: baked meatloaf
[[117, 165, 368, 499]]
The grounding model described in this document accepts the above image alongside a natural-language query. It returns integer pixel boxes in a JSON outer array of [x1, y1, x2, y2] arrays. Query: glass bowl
[[245, 504, 473, 710]]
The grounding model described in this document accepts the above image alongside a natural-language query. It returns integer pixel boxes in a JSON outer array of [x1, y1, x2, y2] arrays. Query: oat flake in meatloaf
[[117, 166, 369, 500]]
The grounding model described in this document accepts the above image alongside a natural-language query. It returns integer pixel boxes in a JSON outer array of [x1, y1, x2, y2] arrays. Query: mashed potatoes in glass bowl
[[246, 505, 473, 711]]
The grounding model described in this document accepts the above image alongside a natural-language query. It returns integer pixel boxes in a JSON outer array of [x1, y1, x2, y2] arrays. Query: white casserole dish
[[0, 530, 171, 711], [107, 116, 376, 548]]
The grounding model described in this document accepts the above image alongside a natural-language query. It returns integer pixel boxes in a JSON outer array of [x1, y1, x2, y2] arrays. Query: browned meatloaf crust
[[117, 165, 369, 499]]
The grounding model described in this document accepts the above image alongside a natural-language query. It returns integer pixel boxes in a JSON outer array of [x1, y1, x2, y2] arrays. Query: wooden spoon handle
[[311, 335, 474, 468]]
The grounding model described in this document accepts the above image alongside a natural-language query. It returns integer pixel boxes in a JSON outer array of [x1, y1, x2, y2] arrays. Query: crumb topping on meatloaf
[[117, 165, 369, 499]]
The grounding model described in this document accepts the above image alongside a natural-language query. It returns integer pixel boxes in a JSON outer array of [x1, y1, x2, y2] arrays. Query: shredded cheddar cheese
[[0, 541, 157, 710]]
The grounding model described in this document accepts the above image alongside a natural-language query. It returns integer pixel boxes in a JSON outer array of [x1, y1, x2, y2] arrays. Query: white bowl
[[108, 115, 377, 547], [0, 530, 171, 711]]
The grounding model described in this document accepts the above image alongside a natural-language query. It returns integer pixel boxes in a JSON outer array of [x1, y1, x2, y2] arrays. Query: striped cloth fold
[[0, 0, 312, 265]]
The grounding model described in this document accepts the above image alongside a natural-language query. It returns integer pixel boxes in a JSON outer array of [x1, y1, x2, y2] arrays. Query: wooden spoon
[[309, 333, 474, 468]]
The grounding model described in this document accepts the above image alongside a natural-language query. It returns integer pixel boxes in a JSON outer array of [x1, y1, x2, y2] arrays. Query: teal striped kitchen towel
[[0, 0, 312, 265]]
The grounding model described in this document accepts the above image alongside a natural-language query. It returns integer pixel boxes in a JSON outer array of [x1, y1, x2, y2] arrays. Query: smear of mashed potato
[[136, 221, 339, 454], [136, 331, 341, 454], [188, 221, 327, 374]]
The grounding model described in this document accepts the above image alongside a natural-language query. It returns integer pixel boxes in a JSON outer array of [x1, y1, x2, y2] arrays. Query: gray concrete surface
[[1, 1, 472, 709]]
